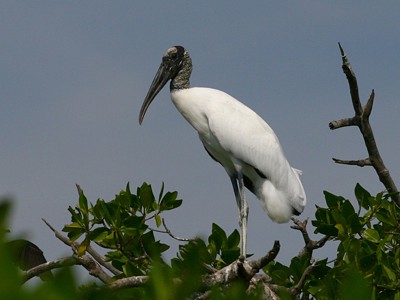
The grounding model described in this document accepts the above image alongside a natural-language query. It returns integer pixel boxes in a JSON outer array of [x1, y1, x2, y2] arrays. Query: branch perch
[[330, 43, 400, 205]]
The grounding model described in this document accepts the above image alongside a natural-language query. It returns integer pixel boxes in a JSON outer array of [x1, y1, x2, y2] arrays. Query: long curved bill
[[139, 63, 171, 124]]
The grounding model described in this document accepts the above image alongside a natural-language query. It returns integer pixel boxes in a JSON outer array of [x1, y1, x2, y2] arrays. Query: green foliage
[[63, 182, 180, 276], [308, 184, 400, 299], [1, 182, 399, 299]]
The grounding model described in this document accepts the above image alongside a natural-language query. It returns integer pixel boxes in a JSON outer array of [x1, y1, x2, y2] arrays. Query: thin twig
[[161, 218, 193, 242], [332, 158, 371, 167], [42, 218, 77, 251]]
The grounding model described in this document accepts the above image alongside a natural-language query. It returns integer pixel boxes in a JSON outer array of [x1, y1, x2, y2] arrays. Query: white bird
[[139, 46, 306, 257]]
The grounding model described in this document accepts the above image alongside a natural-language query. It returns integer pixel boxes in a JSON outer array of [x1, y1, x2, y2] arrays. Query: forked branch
[[329, 43, 400, 205]]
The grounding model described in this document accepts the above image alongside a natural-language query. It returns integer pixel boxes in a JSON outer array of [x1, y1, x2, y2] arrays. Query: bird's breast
[[170, 88, 214, 137]]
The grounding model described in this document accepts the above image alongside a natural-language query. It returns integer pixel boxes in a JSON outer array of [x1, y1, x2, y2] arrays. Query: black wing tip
[[292, 207, 302, 216]]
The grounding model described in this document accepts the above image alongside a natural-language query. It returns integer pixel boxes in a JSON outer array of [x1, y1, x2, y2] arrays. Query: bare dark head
[[139, 46, 190, 124]]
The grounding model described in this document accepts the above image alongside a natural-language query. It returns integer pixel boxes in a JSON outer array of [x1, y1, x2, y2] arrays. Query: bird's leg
[[237, 172, 248, 258], [230, 172, 248, 258]]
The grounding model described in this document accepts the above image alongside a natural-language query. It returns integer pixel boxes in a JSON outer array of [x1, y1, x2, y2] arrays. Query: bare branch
[[152, 218, 194, 242], [338, 42, 363, 115], [107, 276, 149, 290], [22, 256, 77, 283], [330, 43, 400, 205], [75, 254, 112, 283], [42, 218, 77, 251], [247, 240, 280, 271], [291, 218, 331, 257], [363, 89, 375, 119], [329, 117, 358, 130], [332, 157, 371, 167]]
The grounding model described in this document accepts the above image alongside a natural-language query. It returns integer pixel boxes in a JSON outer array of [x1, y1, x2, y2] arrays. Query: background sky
[[1, 2, 399, 280]]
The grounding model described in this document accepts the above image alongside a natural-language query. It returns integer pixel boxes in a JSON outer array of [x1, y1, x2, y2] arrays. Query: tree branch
[[291, 218, 331, 258], [42, 218, 115, 283], [42, 218, 121, 276], [332, 157, 371, 167], [107, 276, 149, 290], [289, 260, 317, 296], [149, 218, 194, 242], [330, 43, 400, 205], [202, 241, 280, 288], [22, 256, 77, 283]]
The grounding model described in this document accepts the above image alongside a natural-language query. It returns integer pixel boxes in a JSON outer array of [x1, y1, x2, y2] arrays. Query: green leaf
[[383, 264, 396, 281], [67, 206, 83, 226], [339, 270, 372, 300], [362, 228, 380, 243], [138, 182, 156, 213], [158, 182, 165, 203], [323, 191, 344, 208], [88, 227, 109, 242], [159, 191, 182, 211], [65, 227, 85, 241], [227, 229, 240, 249], [264, 261, 291, 286], [354, 183, 372, 210], [78, 186, 88, 213], [313, 223, 338, 236], [77, 236, 90, 256], [155, 214, 162, 228], [208, 223, 227, 251]]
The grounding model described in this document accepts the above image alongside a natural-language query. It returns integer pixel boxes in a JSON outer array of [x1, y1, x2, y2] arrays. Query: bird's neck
[[170, 52, 192, 90]]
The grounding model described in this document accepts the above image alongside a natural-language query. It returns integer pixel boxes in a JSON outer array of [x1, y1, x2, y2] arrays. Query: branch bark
[[201, 240, 280, 288], [330, 43, 400, 206], [22, 256, 77, 283]]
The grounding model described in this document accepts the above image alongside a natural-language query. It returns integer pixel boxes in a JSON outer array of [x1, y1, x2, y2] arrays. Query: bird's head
[[139, 46, 190, 124]]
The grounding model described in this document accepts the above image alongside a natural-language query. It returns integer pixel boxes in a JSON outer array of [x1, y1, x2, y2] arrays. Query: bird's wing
[[205, 96, 291, 183], [206, 100, 306, 213], [7, 239, 53, 280]]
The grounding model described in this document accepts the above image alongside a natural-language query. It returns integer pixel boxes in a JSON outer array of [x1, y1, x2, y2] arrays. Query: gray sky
[[1, 2, 399, 275]]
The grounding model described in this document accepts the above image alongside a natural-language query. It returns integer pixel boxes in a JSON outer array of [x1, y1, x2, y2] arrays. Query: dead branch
[[291, 218, 331, 258], [332, 158, 371, 167], [329, 43, 400, 205]]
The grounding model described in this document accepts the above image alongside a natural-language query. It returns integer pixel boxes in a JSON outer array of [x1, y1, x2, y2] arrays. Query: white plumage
[[139, 46, 306, 257]]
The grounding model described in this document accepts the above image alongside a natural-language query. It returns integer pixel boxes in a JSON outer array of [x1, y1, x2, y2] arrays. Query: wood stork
[[139, 46, 306, 257]]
